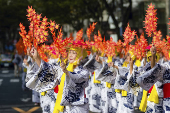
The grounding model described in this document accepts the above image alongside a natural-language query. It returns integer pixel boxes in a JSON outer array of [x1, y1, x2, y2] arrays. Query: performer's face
[[163, 57, 167, 62], [27, 47, 33, 58], [27, 47, 30, 55], [68, 50, 77, 63]]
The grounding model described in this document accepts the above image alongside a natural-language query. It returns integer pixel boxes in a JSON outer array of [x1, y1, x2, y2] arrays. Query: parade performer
[[135, 44, 170, 113], [24, 26, 104, 113], [26, 45, 89, 113], [88, 51, 103, 113], [95, 54, 118, 113]]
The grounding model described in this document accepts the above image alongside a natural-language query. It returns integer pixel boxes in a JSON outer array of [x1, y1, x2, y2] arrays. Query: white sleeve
[[137, 63, 166, 91], [95, 62, 117, 84], [26, 60, 61, 93]]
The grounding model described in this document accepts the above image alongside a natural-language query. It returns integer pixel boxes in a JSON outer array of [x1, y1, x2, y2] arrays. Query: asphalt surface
[[0, 67, 42, 113]]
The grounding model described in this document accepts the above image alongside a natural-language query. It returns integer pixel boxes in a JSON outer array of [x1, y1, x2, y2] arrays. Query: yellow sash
[[122, 61, 128, 67], [41, 91, 47, 96], [24, 68, 27, 72], [106, 82, 111, 88], [147, 85, 159, 104], [139, 90, 148, 112], [139, 85, 159, 112], [53, 62, 76, 113], [115, 89, 121, 93], [135, 60, 141, 67], [122, 90, 127, 96], [93, 72, 101, 84], [129, 50, 136, 60]]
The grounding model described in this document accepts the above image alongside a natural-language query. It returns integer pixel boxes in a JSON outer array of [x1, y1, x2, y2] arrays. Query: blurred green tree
[[30, 0, 132, 40], [0, 0, 31, 50], [0, 0, 132, 46]]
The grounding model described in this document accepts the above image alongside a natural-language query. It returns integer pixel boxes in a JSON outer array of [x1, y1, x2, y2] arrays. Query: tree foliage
[[0, 0, 132, 47], [0, 0, 31, 46], [30, 0, 132, 40]]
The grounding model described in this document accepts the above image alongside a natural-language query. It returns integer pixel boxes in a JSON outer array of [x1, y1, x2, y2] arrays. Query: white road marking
[[0, 79, 3, 86], [0, 73, 14, 77], [2, 70, 9, 73], [20, 98, 31, 102], [10, 79, 19, 82]]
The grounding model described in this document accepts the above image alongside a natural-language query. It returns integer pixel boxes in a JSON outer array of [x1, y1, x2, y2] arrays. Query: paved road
[[0, 68, 42, 113]]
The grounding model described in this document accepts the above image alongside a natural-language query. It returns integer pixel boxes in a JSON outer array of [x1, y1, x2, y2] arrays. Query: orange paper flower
[[105, 38, 117, 57], [123, 23, 136, 48], [15, 38, 25, 55], [144, 3, 158, 37], [86, 22, 97, 40]]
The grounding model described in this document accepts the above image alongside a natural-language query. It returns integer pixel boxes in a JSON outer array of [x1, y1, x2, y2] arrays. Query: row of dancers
[[21, 43, 170, 113]]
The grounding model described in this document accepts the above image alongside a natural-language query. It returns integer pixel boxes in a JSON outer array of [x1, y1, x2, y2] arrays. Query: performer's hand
[[27, 47, 33, 59], [61, 60, 68, 74], [144, 51, 147, 58], [159, 52, 163, 59], [130, 57, 133, 66], [122, 49, 126, 59], [150, 44, 156, 68], [23, 58, 29, 66], [95, 51, 102, 64], [163, 57, 167, 62], [108, 62, 114, 67], [130, 57, 133, 74], [108, 61, 118, 69], [121, 49, 125, 55], [150, 44, 156, 55], [95, 54, 100, 62]]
